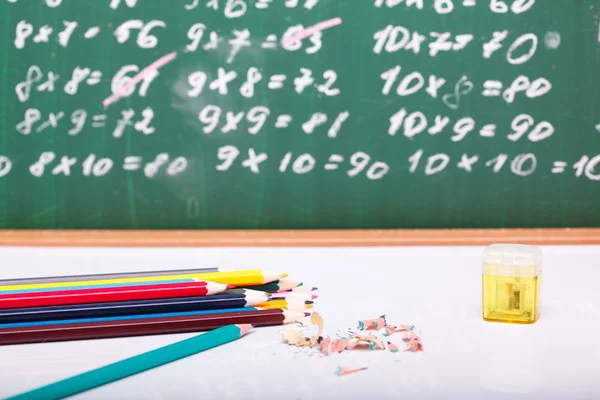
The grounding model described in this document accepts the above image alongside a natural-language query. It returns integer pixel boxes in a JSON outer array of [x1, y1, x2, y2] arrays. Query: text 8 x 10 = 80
[[0, 153, 188, 179]]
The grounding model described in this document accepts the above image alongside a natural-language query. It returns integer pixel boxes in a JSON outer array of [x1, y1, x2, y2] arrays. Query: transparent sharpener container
[[481, 244, 542, 324]]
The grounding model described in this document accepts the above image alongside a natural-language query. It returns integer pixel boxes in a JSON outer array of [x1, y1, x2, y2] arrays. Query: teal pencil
[[6, 324, 253, 400]]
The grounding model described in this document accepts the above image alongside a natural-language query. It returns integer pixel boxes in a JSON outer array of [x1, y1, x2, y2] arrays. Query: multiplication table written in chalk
[[0, 0, 599, 229]]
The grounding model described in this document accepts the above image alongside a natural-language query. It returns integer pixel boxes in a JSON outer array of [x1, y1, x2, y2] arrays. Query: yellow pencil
[[0, 270, 287, 292], [257, 299, 314, 310]]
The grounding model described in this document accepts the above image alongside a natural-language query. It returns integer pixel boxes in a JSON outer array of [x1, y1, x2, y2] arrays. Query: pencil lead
[[236, 324, 253, 336], [261, 271, 288, 284]]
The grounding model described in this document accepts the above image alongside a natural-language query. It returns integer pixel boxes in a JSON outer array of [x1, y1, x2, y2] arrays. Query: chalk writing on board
[[1, 148, 599, 180], [1, 0, 599, 229], [23, 153, 188, 178], [16, 107, 156, 137]]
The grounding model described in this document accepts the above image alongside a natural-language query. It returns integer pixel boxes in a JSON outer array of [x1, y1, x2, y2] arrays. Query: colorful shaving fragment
[[320, 337, 331, 355], [335, 366, 368, 376], [357, 315, 387, 331], [403, 331, 424, 352], [382, 324, 414, 336], [345, 333, 385, 351], [334, 337, 350, 353], [369, 339, 385, 350], [330, 339, 340, 353], [281, 312, 422, 355], [406, 340, 423, 352]]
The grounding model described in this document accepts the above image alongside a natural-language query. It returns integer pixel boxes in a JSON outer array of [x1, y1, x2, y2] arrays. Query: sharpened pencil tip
[[304, 312, 311, 317], [226, 285, 236, 290], [236, 324, 253, 336]]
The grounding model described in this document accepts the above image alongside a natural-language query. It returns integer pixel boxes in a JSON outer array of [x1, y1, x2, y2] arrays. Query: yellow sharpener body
[[481, 244, 542, 324]]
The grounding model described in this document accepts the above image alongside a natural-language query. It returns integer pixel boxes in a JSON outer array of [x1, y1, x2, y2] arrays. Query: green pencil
[[6, 324, 253, 400], [242, 279, 303, 292]]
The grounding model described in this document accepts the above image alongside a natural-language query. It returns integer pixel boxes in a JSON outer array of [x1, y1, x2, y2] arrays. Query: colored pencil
[[0, 281, 230, 309], [0, 309, 306, 345], [257, 299, 314, 310], [0, 307, 262, 329], [222, 288, 271, 296], [0, 290, 269, 324], [0, 267, 228, 286], [269, 292, 317, 301], [5, 324, 252, 400], [0, 279, 197, 295], [242, 279, 303, 293], [0, 269, 287, 292], [278, 286, 318, 294]]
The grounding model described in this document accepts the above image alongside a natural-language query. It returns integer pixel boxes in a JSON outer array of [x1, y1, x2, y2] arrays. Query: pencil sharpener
[[481, 244, 542, 324]]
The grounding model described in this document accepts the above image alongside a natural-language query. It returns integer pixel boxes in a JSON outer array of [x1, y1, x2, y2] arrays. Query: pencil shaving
[[335, 366, 368, 376], [382, 324, 414, 336], [320, 336, 331, 355], [311, 311, 324, 336], [357, 315, 386, 330], [280, 312, 324, 348], [402, 331, 423, 352], [334, 337, 350, 353], [405, 339, 423, 352], [280, 312, 423, 355], [345, 332, 385, 351]]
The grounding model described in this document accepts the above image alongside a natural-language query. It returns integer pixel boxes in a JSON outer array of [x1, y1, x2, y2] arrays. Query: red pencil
[[0, 281, 230, 309], [0, 309, 307, 345]]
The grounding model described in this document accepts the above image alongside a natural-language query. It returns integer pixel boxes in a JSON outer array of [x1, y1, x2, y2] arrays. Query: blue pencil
[[0, 307, 263, 329], [0, 290, 269, 325]]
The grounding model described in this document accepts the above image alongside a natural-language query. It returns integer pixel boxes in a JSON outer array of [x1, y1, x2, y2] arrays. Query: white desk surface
[[0, 245, 599, 400]]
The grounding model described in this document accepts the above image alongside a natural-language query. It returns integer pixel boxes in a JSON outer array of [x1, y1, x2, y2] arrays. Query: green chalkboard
[[0, 0, 599, 229]]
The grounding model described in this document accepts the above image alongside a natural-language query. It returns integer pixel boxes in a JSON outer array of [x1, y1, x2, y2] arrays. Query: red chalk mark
[[281, 18, 342, 46], [103, 51, 178, 108]]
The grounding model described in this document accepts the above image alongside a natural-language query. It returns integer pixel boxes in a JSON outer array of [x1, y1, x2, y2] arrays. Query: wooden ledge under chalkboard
[[0, 229, 599, 247]]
